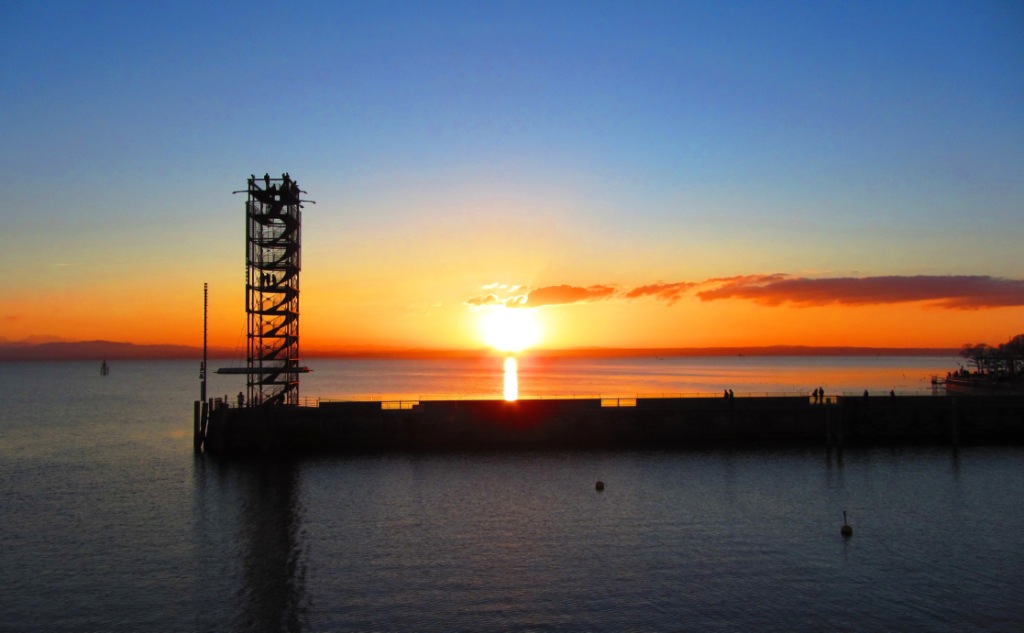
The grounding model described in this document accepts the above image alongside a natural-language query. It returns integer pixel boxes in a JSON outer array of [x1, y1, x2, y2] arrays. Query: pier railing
[[312, 390, 942, 410], [206, 389, 943, 412]]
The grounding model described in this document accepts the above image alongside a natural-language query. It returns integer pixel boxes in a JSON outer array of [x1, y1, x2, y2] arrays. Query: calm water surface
[[258, 354, 959, 401], [1, 359, 1021, 632]]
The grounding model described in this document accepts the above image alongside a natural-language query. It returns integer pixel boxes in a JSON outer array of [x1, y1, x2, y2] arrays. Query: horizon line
[[0, 338, 962, 361]]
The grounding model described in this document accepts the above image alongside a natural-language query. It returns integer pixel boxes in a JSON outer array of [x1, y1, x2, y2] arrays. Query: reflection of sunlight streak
[[504, 356, 518, 401]]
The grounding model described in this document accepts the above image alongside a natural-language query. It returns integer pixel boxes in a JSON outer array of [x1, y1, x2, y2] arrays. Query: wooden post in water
[[201, 400, 210, 451], [201, 400, 209, 440], [193, 400, 202, 452], [950, 397, 960, 447]]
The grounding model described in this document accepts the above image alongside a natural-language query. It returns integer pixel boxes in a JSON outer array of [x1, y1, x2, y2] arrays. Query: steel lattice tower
[[221, 174, 310, 406]]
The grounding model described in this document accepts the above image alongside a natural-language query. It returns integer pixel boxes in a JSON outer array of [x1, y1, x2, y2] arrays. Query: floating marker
[[595, 480, 605, 492], [841, 510, 853, 537]]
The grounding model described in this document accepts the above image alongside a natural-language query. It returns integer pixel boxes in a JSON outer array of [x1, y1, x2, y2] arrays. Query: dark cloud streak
[[696, 275, 1024, 309]]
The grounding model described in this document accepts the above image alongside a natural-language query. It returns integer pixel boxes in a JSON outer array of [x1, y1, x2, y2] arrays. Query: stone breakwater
[[197, 395, 1024, 455]]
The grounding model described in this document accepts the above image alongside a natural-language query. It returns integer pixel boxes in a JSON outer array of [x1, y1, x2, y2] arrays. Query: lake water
[[214, 354, 961, 402], [2, 357, 1022, 632]]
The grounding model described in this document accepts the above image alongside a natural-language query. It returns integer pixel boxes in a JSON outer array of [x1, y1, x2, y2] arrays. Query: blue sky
[[2, 0, 1022, 349]]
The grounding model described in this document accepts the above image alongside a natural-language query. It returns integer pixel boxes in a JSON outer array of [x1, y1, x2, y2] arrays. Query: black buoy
[[595, 480, 605, 492], [841, 510, 853, 537]]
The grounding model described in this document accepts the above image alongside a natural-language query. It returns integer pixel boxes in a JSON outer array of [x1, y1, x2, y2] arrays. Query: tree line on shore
[[960, 334, 1024, 375]]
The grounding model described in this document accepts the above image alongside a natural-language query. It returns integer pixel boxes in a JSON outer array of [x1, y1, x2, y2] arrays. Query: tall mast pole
[[201, 282, 208, 403]]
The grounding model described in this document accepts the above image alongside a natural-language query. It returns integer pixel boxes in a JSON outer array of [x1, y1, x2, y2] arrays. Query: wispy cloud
[[481, 282, 523, 292], [623, 281, 699, 305], [513, 284, 618, 308], [466, 274, 1024, 311], [466, 284, 617, 309], [465, 294, 503, 307]]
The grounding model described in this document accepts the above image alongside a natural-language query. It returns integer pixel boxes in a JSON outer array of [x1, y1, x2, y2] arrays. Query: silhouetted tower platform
[[218, 174, 311, 406]]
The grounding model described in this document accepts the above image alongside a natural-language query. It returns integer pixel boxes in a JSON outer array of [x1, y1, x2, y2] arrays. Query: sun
[[481, 307, 541, 353]]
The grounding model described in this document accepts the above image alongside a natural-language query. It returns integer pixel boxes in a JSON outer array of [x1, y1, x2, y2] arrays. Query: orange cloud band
[[466, 275, 1024, 310], [697, 274, 1024, 309]]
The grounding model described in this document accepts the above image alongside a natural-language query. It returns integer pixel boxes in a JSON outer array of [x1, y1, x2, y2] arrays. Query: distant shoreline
[[0, 340, 959, 361], [304, 346, 960, 360]]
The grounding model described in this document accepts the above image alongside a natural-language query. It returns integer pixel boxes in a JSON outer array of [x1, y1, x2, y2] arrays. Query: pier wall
[[200, 395, 1024, 455]]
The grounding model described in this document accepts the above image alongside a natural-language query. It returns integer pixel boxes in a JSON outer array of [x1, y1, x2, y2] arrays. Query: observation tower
[[218, 174, 311, 406]]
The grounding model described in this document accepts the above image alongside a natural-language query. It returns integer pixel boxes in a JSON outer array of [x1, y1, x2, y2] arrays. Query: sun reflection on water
[[503, 356, 518, 401]]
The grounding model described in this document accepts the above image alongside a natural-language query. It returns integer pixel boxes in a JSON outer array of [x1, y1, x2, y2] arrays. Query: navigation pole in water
[[218, 174, 311, 406]]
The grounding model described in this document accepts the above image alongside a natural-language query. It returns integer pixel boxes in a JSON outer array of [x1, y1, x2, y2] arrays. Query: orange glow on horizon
[[8, 277, 1024, 353]]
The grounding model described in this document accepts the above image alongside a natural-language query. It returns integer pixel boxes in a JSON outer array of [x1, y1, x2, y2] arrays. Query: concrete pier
[[198, 394, 1024, 455]]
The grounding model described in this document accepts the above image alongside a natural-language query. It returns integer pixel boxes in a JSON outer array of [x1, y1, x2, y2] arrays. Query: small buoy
[[841, 510, 853, 537], [595, 480, 605, 492]]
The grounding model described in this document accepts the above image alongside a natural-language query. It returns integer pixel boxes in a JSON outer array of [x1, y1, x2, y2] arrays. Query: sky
[[1, 0, 1022, 353]]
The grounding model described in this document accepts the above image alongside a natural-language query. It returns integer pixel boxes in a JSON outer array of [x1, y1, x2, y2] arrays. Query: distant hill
[[0, 340, 958, 361], [0, 340, 207, 361], [303, 345, 959, 359]]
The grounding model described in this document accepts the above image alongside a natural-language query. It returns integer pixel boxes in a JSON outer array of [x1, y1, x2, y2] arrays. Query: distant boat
[[100, 360, 109, 376]]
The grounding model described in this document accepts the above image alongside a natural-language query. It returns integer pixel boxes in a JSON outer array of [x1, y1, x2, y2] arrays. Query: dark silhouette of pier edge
[[199, 394, 1024, 455]]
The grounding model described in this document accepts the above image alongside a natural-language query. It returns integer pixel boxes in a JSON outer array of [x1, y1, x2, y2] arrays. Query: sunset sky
[[2, 1, 1022, 353]]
